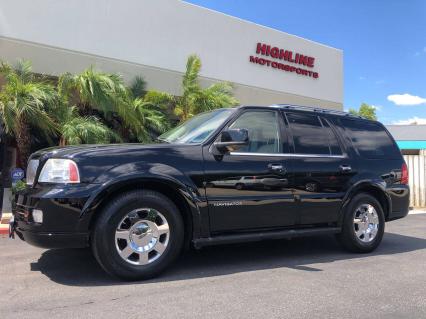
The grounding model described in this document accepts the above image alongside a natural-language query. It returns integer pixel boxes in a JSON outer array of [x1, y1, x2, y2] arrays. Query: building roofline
[[181, 1, 343, 52]]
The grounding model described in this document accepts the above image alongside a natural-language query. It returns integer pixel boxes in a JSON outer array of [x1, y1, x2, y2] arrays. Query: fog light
[[32, 209, 43, 223]]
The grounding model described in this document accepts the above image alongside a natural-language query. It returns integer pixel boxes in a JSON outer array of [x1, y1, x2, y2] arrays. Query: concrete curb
[[409, 210, 426, 215], [0, 213, 12, 237]]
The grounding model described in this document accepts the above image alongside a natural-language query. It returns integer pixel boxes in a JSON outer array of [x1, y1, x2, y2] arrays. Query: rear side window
[[340, 119, 400, 159], [286, 113, 342, 155]]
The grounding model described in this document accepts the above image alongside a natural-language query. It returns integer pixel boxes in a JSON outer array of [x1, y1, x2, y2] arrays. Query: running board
[[193, 227, 341, 249]]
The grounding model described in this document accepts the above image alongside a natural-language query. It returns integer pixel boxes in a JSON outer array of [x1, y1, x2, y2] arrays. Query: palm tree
[[0, 60, 58, 167], [61, 115, 122, 145], [131, 97, 170, 142], [58, 67, 140, 132], [48, 102, 121, 145], [129, 76, 147, 99], [174, 55, 239, 121], [128, 76, 174, 142]]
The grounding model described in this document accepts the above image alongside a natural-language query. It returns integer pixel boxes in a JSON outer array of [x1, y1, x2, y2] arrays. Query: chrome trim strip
[[229, 152, 346, 158]]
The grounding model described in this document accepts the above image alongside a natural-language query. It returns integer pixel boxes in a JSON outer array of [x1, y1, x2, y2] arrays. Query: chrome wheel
[[115, 208, 170, 265], [353, 204, 379, 243]]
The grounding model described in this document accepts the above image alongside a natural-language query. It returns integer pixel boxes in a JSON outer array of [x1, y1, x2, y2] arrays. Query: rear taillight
[[401, 162, 408, 185]]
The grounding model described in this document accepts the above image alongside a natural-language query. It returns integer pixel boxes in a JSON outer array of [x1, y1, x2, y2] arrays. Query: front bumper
[[13, 227, 89, 249], [11, 183, 100, 249]]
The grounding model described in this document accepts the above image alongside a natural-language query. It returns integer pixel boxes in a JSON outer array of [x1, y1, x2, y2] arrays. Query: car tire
[[91, 189, 184, 281], [235, 183, 244, 190], [336, 193, 385, 253]]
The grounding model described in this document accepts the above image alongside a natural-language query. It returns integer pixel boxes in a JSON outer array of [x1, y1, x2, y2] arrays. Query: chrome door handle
[[339, 165, 352, 172], [268, 164, 285, 173]]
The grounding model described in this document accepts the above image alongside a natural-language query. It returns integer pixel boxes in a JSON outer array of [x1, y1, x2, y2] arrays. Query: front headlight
[[38, 159, 80, 184], [26, 159, 40, 186]]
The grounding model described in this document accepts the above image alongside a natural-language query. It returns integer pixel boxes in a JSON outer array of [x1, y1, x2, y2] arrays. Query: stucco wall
[[0, 0, 343, 108]]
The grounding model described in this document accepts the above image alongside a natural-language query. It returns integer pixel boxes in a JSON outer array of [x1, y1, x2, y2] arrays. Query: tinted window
[[229, 110, 281, 153], [287, 113, 342, 155], [321, 118, 343, 155], [340, 119, 400, 159]]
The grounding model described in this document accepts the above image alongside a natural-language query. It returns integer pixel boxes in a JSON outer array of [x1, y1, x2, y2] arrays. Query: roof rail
[[272, 104, 365, 119]]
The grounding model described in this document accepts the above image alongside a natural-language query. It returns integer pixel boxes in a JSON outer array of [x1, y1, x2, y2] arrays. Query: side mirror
[[212, 129, 249, 154]]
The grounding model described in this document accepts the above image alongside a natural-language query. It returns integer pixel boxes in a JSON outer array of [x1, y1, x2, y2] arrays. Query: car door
[[284, 112, 354, 225], [203, 108, 297, 232]]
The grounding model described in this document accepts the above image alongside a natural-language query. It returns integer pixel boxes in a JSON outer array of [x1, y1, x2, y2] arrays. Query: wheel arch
[[340, 181, 392, 225], [82, 177, 199, 250]]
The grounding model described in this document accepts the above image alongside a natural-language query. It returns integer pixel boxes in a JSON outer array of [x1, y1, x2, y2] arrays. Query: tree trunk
[[15, 117, 31, 168], [59, 136, 66, 146]]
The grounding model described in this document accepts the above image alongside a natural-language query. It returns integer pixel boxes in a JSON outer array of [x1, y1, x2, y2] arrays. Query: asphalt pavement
[[0, 214, 425, 319]]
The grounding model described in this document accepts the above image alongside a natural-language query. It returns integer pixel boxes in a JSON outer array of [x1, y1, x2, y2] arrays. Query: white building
[[0, 0, 343, 109]]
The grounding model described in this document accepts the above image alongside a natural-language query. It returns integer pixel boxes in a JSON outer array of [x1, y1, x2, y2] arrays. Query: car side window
[[340, 118, 400, 159], [286, 113, 343, 155], [229, 110, 281, 153]]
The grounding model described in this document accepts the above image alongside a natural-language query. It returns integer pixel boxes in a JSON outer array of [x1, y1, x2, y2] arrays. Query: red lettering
[[249, 56, 259, 63], [256, 43, 270, 56], [249, 50, 319, 79], [297, 55, 308, 66], [270, 47, 279, 58], [283, 50, 293, 62]]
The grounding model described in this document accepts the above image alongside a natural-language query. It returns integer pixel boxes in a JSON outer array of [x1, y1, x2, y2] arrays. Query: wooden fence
[[404, 151, 426, 208]]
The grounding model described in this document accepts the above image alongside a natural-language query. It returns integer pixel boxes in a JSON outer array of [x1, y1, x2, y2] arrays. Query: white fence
[[404, 152, 426, 208]]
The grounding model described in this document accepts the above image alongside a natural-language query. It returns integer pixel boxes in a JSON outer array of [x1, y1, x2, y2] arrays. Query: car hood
[[30, 143, 203, 183], [31, 143, 183, 160]]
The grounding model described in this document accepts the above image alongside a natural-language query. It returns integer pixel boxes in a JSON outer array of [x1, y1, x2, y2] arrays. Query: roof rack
[[272, 104, 365, 119]]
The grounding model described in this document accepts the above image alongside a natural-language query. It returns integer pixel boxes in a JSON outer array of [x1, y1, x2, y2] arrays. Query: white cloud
[[387, 93, 426, 106], [393, 117, 426, 125], [371, 105, 382, 111]]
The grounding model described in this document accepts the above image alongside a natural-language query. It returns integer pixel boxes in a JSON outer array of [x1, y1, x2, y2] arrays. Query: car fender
[[338, 179, 392, 225], [78, 162, 203, 237]]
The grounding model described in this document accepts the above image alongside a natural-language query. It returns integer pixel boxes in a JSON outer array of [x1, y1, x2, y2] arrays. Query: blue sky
[[185, 0, 426, 124]]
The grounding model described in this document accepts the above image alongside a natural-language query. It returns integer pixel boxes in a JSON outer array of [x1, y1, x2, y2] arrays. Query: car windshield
[[158, 108, 235, 144]]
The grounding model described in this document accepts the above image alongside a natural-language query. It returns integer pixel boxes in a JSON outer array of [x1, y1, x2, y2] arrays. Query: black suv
[[11, 105, 410, 280]]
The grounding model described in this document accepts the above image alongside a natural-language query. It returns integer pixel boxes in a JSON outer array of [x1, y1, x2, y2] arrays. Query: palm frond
[[129, 76, 147, 98], [0, 60, 58, 138], [61, 116, 121, 145], [132, 98, 170, 142], [174, 55, 239, 121], [14, 59, 33, 83], [182, 55, 202, 96], [143, 90, 174, 111]]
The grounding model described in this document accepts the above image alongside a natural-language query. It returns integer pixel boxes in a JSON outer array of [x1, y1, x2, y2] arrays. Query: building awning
[[396, 141, 426, 150]]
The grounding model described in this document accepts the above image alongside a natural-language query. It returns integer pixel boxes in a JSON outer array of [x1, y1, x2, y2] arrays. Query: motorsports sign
[[249, 42, 319, 79]]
